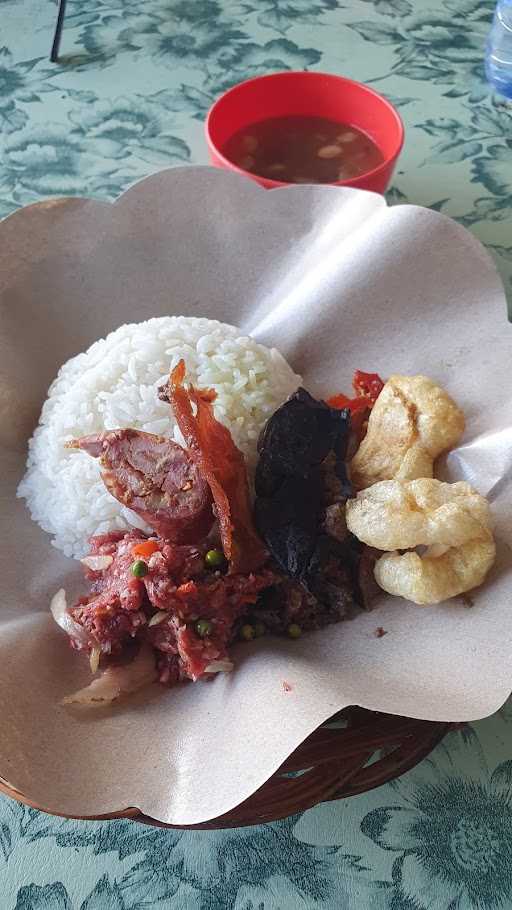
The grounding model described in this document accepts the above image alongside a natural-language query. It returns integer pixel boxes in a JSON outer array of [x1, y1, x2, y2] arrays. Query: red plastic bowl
[[205, 71, 404, 194]]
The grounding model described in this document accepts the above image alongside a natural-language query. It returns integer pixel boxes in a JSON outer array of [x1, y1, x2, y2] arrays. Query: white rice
[[18, 316, 301, 558]]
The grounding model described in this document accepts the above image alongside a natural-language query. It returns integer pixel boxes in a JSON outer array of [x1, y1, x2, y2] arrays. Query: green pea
[[205, 548, 225, 569], [287, 623, 302, 639], [240, 623, 255, 641], [253, 621, 266, 638], [131, 559, 148, 578], [196, 619, 213, 638]]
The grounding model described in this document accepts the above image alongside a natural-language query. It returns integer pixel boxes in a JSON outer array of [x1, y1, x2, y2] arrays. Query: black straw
[[50, 0, 67, 62]]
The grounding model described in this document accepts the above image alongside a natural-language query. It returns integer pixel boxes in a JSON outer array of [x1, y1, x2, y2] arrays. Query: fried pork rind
[[350, 375, 465, 490], [374, 539, 496, 605], [346, 478, 495, 604], [345, 479, 492, 550]]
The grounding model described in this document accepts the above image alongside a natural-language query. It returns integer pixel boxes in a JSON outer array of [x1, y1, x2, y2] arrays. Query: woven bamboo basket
[[0, 708, 455, 828]]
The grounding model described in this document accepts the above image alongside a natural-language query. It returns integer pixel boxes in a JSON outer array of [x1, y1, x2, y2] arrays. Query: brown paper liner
[[0, 709, 454, 828]]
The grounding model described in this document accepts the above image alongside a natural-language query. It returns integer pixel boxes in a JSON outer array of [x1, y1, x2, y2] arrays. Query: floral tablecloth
[[2, 1, 512, 908]]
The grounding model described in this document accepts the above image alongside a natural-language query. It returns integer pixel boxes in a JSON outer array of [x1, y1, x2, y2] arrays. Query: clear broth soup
[[223, 115, 384, 184]]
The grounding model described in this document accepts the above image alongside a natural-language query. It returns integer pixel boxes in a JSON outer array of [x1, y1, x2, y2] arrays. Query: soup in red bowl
[[205, 71, 404, 194]]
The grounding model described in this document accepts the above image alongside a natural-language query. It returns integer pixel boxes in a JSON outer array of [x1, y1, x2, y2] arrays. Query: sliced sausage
[[67, 429, 214, 543]]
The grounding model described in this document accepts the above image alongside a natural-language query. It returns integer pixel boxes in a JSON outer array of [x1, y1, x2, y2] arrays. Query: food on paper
[[346, 478, 495, 605], [350, 374, 465, 490], [51, 362, 369, 703], [18, 313, 495, 701], [374, 537, 496, 606], [62, 641, 158, 705], [345, 478, 493, 551], [254, 387, 367, 621]]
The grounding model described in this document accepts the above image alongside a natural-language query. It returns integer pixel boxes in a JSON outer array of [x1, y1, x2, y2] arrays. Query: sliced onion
[[50, 589, 89, 648], [205, 659, 234, 674], [62, 643, 157, 706], [89, 646, 101, 674], [148, 611, 168, 627], [80, 555, 113, 571]]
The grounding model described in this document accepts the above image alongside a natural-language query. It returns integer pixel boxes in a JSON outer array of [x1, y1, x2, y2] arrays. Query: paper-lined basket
[[0, 167, 510, 826]]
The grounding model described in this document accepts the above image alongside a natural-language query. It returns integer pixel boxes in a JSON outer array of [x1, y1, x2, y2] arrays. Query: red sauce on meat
[[161, 359, 267, 574], [70, 530, 276, 684], [61, 371, 373, 694]]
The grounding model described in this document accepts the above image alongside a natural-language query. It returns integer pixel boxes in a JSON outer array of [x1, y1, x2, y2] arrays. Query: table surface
[[2, 1, 512, 908]]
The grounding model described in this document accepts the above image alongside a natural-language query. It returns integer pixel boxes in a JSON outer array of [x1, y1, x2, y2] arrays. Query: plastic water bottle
[[485, 0, 512, 98]]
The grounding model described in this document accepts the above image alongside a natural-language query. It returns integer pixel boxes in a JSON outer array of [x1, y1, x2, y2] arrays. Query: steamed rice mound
[[18, 316, 301, 558]]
